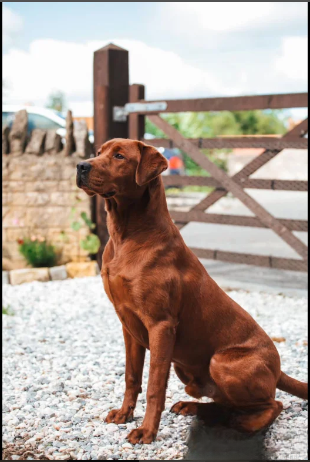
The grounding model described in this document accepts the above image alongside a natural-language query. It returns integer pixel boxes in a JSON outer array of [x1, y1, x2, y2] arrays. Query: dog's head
[[76, 138, 168, 198]]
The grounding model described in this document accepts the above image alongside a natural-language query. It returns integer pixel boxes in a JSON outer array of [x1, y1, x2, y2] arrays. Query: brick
[[59, 179, 78, 191], [2, 192, 12, 206], [3, 181, 25, 192], [66, 261, 99, 279], [49, 265, 67, 281], [6, 228, 30, 242], [10, 268, 50, 285], [11, 192, 50, 206], [2, 257, 15, 271], [25, 181, 59, 192], [26, 207, 72, 227], [2, 207, 27, 228], [50, 192, 85, 206]]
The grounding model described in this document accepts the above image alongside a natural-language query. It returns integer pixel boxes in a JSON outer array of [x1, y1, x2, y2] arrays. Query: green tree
[[232, 110, 287, 135], [46, 91, 66, 112]]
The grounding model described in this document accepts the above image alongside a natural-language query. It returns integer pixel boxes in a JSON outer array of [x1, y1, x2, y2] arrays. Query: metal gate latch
[[113, 102, 168, 122]]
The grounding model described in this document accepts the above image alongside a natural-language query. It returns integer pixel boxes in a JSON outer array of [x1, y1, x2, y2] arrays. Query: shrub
[[18, 237, 57, 268]]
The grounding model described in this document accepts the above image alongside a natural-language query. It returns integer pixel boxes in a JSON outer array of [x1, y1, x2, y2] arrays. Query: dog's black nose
[[77, 162, 92, 174]]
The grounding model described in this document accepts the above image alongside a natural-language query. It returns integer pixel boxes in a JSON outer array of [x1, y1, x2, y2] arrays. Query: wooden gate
[[93, 44, 308, 272]]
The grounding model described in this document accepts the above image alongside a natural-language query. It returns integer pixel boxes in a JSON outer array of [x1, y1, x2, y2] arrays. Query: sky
[[3, 2, 308, 119]]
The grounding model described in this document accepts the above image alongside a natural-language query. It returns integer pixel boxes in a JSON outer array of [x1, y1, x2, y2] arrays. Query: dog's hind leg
[[171, 401, 232, 426], [174, 364, 191, 385]]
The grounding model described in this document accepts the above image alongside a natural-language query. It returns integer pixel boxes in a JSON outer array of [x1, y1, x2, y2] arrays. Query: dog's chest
[[102, 264, 149, 348]]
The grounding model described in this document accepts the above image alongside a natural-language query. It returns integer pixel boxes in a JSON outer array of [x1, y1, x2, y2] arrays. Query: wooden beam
[[143, 136, 308, 150], [133, 93, 308, 114], [169, 211, 307, 232], [163, 175, 308, 191], [190, 248, 307, 272], [129, 84, 145, 140]]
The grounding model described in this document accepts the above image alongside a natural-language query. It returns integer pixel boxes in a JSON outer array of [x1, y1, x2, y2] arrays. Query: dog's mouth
[[77, 174, 116, 198], [102, 191, 116, 198]]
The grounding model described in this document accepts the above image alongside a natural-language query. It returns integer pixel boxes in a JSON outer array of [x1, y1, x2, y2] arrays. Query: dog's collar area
[[102, 191, 116, 198]]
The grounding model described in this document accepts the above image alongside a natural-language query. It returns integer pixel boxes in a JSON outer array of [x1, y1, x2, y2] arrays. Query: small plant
[[2, 305, 14, 316], [67, 207, 101, 256], [17, 236, 57, 268]]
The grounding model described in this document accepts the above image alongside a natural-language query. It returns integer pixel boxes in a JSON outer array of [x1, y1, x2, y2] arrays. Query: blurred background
[[2, 2, 308, 292]]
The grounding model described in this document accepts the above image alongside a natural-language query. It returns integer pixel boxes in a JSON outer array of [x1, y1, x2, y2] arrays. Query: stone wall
[[2, 110, 94, 270]]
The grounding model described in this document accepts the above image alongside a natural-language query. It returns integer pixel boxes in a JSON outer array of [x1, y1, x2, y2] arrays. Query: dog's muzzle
[[76, 162, 92, 187]]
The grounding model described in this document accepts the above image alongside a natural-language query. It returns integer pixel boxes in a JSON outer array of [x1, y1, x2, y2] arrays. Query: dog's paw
[[105, 408, 133, 424], [126, 427, 156, 444], [170, 401, 198, 416]]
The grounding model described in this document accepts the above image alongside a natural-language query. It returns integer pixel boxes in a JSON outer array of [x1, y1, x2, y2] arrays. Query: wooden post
[[93, 43, 129, 268], [129, 84, 145, 140]]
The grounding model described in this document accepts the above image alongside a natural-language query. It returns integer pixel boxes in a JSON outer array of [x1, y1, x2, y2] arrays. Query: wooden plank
[[129, 84, 145, 140], [191, 248, 307, 272], [134, 93, 308, 114], [163, 175, 308, 191], [93, 43, 129, 268], [149, 115, 308, 260], [143, 136, 308, 150], [169, 211, 308, 232]]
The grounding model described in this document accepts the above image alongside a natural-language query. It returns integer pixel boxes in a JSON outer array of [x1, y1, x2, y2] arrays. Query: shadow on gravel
[[184, 419, 266, 461]]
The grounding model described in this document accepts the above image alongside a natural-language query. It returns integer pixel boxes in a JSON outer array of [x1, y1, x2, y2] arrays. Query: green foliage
[[232, 110, 287, 135], [80, 211, 96, 230], [80, 233, 101, 254], [2, 305, 14, 316], [71, 221, 82, 232], [69, 207, 100, 255], [46, 90, 66, 113], [18, 238, 57, 268]]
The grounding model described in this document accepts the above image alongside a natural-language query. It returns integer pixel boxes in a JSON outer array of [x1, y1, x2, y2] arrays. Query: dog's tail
[[277, 371, 308, 399]]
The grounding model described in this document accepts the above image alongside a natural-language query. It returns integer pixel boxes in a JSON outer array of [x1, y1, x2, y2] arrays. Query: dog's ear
[[135, 142, 168, 186]]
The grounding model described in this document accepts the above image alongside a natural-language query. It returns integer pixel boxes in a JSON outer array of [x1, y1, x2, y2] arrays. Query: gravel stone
[[3, 270, 9, 285], [2, 276, 308, 460]]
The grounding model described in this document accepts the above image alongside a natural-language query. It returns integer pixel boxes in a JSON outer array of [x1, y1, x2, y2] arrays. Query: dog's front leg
[[127, 321, 176, 444], [106, 327, 145, 424]]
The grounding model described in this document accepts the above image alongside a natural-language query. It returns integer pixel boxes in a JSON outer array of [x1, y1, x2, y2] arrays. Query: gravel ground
[[2, 276, 308, 460]]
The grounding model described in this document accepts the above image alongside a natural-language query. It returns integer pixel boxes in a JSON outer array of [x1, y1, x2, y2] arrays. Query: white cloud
[[167, 2, 275, 32], [3, 38, 239, 116], [3, 5, 23, 47], [163, 2, 307, 35], [275, 36, 308, 81]]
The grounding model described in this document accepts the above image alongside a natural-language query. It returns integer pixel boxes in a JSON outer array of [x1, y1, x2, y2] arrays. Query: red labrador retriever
[[77, 138, 308, 444]]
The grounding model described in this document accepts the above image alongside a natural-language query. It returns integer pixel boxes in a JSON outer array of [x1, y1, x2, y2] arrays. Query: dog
[[77, 138, 308, 444]]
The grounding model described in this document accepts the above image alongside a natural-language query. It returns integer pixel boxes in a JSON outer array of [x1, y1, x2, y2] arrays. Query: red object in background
[[169, 156, 183, 170]]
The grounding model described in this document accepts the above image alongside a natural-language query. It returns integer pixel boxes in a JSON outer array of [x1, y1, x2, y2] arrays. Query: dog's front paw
[[105, 408, 133, 424], [126, 426, 156, 444]]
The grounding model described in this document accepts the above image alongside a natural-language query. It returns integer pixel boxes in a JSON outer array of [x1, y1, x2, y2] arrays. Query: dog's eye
[[114, 153, 125, 160]]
